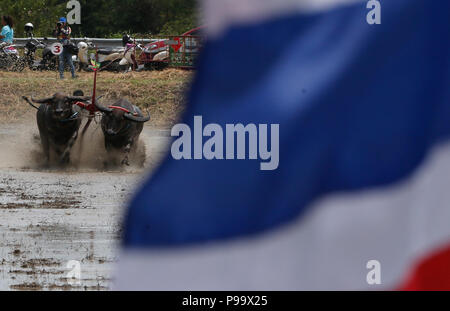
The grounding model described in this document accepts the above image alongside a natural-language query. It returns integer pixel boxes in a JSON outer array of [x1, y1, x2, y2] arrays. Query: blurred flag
[[115, 0, 450, 290]]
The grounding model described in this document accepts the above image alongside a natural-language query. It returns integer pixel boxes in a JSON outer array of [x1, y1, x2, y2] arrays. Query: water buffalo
[[94, 98, 150, 166], [22, 92, 91, 165]]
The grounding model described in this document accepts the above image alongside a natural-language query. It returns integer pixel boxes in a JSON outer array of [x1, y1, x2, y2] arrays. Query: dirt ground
[[0, 70, 185, 290], [0, 69, 192, 127], [0, 121, 172, 291]]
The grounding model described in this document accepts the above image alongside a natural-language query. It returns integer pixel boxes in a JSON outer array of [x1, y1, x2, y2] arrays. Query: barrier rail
[[14, 37, 153, 49], [13, 36, 205, 69]]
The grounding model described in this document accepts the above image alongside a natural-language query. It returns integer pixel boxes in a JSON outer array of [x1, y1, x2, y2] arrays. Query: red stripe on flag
[[400, 244, 450, 291]]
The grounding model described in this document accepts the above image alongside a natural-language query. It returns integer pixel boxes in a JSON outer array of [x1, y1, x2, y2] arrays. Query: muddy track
[[0, 123, 171, 291]]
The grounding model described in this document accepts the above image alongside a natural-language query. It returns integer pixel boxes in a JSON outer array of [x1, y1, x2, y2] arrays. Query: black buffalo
[[94, 98, 150, 166], [23, 92, 91, 165]]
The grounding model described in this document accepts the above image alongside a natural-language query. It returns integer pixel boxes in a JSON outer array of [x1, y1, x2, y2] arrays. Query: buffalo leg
[[60, 131, 78, 165], [104, 141, 114, 169], [37, 105, 50, 166], [121, 139, 133, 166], [42, 138, 50, 166]]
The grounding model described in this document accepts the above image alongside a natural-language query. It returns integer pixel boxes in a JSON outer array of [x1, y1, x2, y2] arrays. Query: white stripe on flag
[[114, 141, 450, 291], [202, 0, 364, 37]]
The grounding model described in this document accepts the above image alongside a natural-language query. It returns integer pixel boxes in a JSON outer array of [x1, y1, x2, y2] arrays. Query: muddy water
[[0, 122, 171, 290]]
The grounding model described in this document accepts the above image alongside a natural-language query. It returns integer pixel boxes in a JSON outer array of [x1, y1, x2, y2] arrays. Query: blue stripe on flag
[[123, 0, 450, 247]]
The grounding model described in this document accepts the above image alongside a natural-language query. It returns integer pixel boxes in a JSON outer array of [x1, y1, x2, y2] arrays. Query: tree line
[[1, 0, 198, 38]]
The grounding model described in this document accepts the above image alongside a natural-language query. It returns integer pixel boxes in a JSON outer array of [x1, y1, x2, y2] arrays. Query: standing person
[[0, 16, 14, 46], [53, 17, 76, 79]]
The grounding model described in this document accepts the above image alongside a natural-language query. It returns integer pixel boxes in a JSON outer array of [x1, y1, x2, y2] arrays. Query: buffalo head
[[30, 92, 91, 121], [95, 99, 150, 136]]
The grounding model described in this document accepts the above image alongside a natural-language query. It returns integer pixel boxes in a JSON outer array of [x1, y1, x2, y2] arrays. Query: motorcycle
[[95, 46, 127, 72], [76, 40, 94, 71], [139, 39, 170, 71], [22, 23, 53, 71], [40, 40, 59, 71], [23, 24, 46, 70], [0, 43, 25, 72], [22, 22, 78, 72], [40, 40, 79, 72], [77, 38, 128, 72], [23, 37, 46, 70], [119, 42, 145, 72]]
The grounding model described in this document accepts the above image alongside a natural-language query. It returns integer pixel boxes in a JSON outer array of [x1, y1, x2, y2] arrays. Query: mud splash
[[0, 121, 171, 291]]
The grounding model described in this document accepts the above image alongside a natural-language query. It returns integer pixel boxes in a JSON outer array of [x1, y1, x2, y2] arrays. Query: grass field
[[0, 69, 193, 127]]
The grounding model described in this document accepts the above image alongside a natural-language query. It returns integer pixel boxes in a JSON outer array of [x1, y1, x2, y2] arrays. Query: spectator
[[0, 16, 14, 46], [53, 17, 76, 79]]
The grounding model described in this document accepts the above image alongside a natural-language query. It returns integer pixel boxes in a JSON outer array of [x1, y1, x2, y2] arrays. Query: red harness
[[75, 101, 96, 113], [108, 105, 139, 116], [109, 106, 130, 113], [74, 103, 138, 116]]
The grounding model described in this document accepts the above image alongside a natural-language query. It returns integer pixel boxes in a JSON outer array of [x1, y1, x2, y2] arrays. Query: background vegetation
[[1, 0, 198, 38]]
